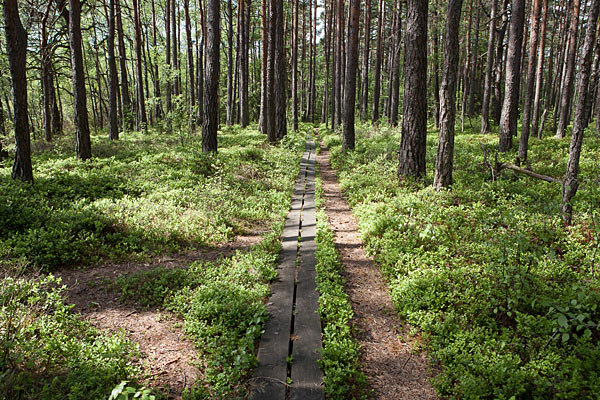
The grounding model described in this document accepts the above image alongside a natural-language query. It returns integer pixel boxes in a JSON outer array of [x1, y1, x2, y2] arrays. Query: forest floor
[[316, 141, 438, 399], [55, 231, 264, 398]]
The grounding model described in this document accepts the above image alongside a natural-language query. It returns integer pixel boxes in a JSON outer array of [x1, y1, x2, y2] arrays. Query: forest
[[1, 0, 600, 398]]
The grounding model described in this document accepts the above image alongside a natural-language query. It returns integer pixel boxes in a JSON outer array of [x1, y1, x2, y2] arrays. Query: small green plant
[[109, 381, 155, 400]]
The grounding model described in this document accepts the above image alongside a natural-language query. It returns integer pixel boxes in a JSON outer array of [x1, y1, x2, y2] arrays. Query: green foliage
[[114, 230, 282, 398], [321, 124, 600, 399], [314, 176, 367, 399], [0, 275, 139, 400], [0, 127, 305, 271]]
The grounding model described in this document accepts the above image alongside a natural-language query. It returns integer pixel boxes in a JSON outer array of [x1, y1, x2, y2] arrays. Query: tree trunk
[[321, 1, 332, 126], [342, 0, 360, 151], [432, 0, 441, 129], [389, 0, 402, 127], [259, 0, 268, 132], [266, 0, 277, 142], [0, 97, 5, 137], [398, 0, 428, 178], [434, 0, 464, 189], [467, 0, 481, 118], [3, 0, 33, 181], [274, 0, 287, 139], [116, 0, 132, 129], [69, 0, 92, 160], [226, 0, 234, 126], [498, 0, 525, 152], [133, 0, 147, 128], [292, 0, 299, 130], [492, 0, 509, 124], [41, 2, 53, 142], [371, 0, 384, 124], [183, 0, 195, 121], [334, 0, 345, 129], [562, 0, 599, 224], [108, 0, 119, 140], [202, 0, 220, 152], [481, 0, 498, 133], [239, 0, 249, 128], [360, 0, 372, 121], [172, 0, 180, 97], [556, 0, 580, 138], [460, 0, 473, 131], [518, 0, 543, 162], [532, 0, 549, 139]]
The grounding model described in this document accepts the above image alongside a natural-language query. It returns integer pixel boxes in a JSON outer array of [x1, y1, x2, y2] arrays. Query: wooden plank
[[291, 148, 324, 400]]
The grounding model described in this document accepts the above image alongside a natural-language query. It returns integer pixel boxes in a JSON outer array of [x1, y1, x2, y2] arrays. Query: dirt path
[[54, 232, 263, 399], [316, 145, 437, 400]]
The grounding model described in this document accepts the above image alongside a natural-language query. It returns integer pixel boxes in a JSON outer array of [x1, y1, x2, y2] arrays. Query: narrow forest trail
[[316, 143, 438, 400]]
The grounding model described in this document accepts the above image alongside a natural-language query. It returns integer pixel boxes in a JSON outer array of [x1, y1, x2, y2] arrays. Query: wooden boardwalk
[[251, 137, 324, 400]]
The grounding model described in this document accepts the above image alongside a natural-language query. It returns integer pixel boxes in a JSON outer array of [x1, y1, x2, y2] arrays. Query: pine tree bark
[[133, 0, 147, 128], [498, 0, 525, 152], [184, 0, 196, 119], [239, 0, 249, 128], [389, 0, 402, 127], [274, 0, 287, 139], [532, 0, 549, 139], [434, 0, 464, 189], [202, 0, 220, 152], [334, 0, 345, 129], [556, 0, 581, 138], [292, 0, 299, 131], [371, 0, 384, 124], [266, 0, 277, 142], [69, 0, 92, 160], [432, 0, 441, 129], [360, 0, 372, 121], [467, 0, 481, 118], [3, 0, 33, 181], [342, 0, 360, 151], [518, 0, 543, 162], [321, 1, 332, 126], [259, 0, 268, 132], [492, 0, 509, 124], [108, 0, 119, 140], [172, 0, 180, 97], [226, 0, 234, 126], [460, 0, 473, 131], [562, 0, 599, 224], [116, 0, 132, 129], [398, 0, 428, 178], [481, 0, 498, 133], [41, 2, 53, 142]]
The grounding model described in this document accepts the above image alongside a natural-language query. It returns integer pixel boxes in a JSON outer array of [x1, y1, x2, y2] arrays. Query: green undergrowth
[[0, 275, 139, 400], [314, 173, 367, 399], [321, 122, 600, 399], [115, 229, 282, 398], [0, 125, 305, 271]]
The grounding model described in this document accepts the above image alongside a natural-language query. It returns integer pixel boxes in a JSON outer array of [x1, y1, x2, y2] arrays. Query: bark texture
[[398, 0, 428, 178], [434, 0, 464, 189], [202, 0, 220, 152], [342, 0, 361, 151]]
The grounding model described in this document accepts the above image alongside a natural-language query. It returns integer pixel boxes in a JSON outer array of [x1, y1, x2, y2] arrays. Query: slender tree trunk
[[116, 0, 132, 129], [360, 0, 372, 120], [226, 0, 234, 126], [342, 0, 360, 151], [239, 0, 249, 128], [133, 0, 147, 128], [274, 0, 287, 139], [151, 0, 162, 119], [108, 0, 119, 140], [398, 0, 428, 178], [371, 0, 384, 124], [335, 0, 345, 129], [518, 0, 543, 162], [481, 0, 498, 133], [532, 0, 549, 139], [492, 0, 509, 124], [172, 0, 180, 97], [41, 2, 53, 142], [321, 1, 332, 125], [432, 0, 441, 129], [266, 0, 277, 142], [389, 0, 402, 127], [331, 2, 338, 128], [166, 0, 172, 112], [585, 23, 600, 124], [259, 0, 268, 132], [203, 0, 220, 152], [0, 97, 5, 138], [292, 0, 299, 131], [4, 0, 33, 181], [434, 0, 464, 189], [50, 70, 62, 135], [467, 0, 481, 118], [184, 0, 195, 121], [306, 0, 314, 121], [557, 0, 581, 138], [498, 0, 525, 152], [69, 0, 92, 160], [460, 0, 473, 131], [562, 0, 600, 224]]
